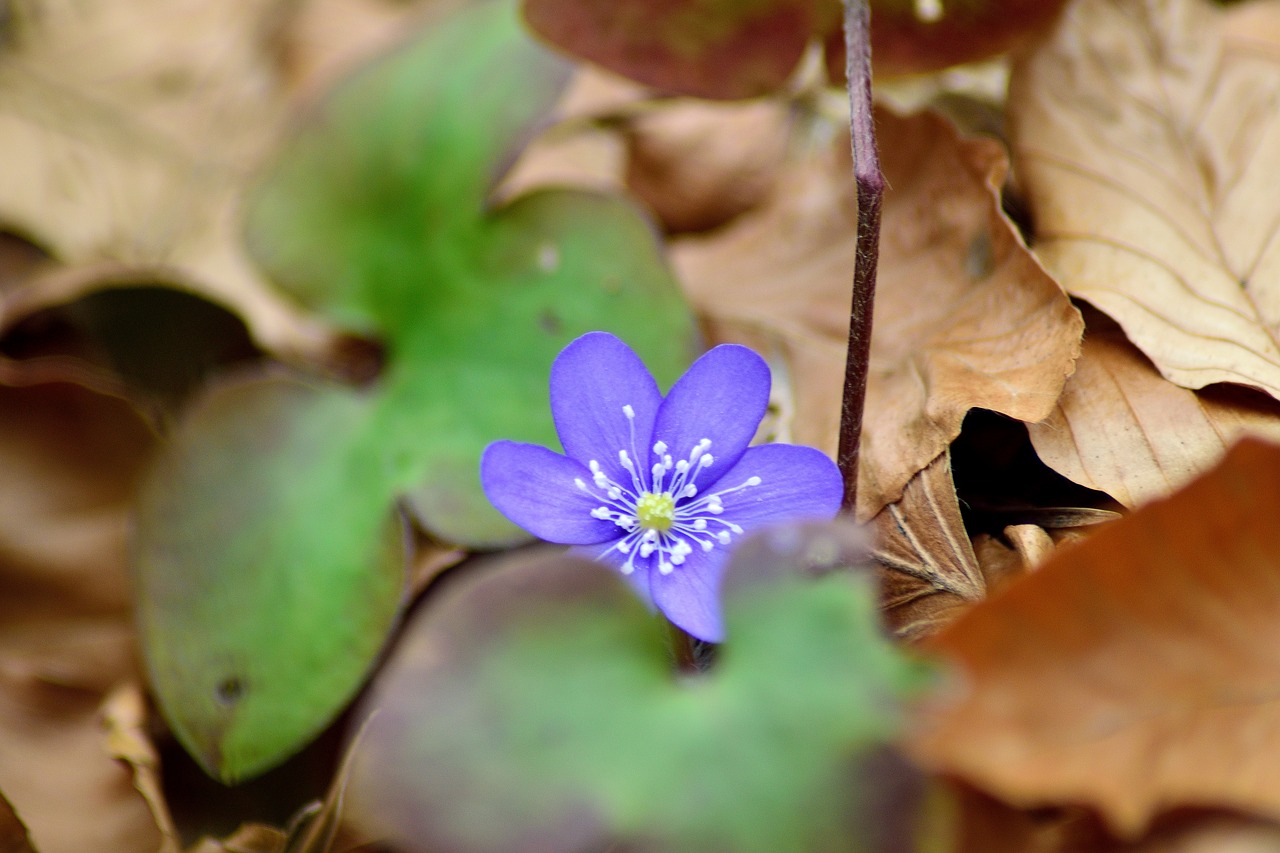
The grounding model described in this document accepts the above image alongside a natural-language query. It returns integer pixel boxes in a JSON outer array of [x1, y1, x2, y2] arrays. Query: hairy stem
[[836, 0, 883, 516], [668, 622, 698, 672]]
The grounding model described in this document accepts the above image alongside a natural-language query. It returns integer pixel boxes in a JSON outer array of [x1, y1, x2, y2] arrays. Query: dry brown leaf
[[185, 824, 286, 853], [0, 0, 319, 355], [874, 450, 986, 641], [1001, 524, 1056, 570], [499, 69, 654, 201], [0, 788, 35, 853], [1009, 0, 1280, 399], [1028, 309, 1280, 508], [623, 97, 794, 234], [911, 436, 1280, 837], [0, 378, 161, 852], [952, 789, 1280, 853], [675, 107, 1082, 519], [270, 0, 469, 98], [103, 684, 180, 853]]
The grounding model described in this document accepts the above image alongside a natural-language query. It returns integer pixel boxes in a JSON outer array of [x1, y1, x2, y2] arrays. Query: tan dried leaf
[[0, 0, 315, 353], [0, 379, 161, 852], [1010, 0, 1280, 398], [0, 788, 35, 853], [874, 450, 986, 641], [102, 684, 180, 853], [675, 108, 1082, 518], [912, 437, 1280, 837], [623, 97, 793, 234], [1028, 310, 1280, 508]]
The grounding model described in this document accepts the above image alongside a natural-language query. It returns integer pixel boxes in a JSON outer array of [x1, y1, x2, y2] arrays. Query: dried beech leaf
[[1010, 0, 1280, 399], [874, 450, 985, 641], [1001, 524, 1056, 570], [0, 0, 317, 353], [1028, 311, 1280, 508], [102, 685, 180, 853], [675, 108, 1082, 518], [184, 824, 287, 853], [0, 788, 35, 853], [912, 437, 1280, 836], [623, 97, 793, 234], [0, 380, 161, 852]]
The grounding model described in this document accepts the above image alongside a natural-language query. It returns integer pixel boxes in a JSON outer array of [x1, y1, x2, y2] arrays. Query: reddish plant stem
[[836, 0, 883, 516], [668, 622, 699, 672]]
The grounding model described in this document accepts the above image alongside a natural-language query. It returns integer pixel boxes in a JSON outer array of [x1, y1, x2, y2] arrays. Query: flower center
[[573, 404, 763, 577], [635, 492, 675, 531]]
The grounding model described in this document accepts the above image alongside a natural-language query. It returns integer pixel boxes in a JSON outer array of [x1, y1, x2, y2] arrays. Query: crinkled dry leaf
[[0, 379, 161, 852], [1010, 0, 1280, 399], [0, 0, 315, 354], [912, 437, 1280, 836], [1028, 310, 1280, 508], [675, 108, 1082, 518], [874, 450, 986, 642], [102, 685, 180, 853], [184, 824, 286, 853], [623, 97, 794, 234], [271, 0, 472, 98], [0, 788, 35, 853]]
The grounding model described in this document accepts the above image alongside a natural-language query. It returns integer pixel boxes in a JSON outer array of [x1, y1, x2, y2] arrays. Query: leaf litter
[[8, 0, 1280, 849]]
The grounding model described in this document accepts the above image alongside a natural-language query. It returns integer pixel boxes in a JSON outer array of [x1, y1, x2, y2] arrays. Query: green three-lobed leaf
[[135, 0, 695, 781]]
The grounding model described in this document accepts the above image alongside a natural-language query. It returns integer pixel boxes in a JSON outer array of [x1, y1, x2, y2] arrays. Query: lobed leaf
[[345, 522, 932, 852], [136, 0, 695, 781]]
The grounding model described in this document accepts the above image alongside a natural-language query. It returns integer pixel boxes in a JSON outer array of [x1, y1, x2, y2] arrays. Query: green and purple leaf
[[345, 521, 933, 851], [135, 0, 695, 782]]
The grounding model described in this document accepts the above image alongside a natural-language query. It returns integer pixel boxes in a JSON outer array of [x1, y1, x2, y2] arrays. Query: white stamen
[[577, 415, 773, 580]]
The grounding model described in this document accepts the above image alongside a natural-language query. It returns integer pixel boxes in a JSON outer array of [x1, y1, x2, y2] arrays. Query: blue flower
[[480, 332, 843, 641]]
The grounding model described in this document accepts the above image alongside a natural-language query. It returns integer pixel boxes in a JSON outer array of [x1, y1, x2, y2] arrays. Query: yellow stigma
[[635, 492, 676, 532]]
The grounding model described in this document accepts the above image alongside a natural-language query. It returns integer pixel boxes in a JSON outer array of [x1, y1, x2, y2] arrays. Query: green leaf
[[134, 377, 406, 780], [345, 522, 932, 851], [136, 0, 695, 781]]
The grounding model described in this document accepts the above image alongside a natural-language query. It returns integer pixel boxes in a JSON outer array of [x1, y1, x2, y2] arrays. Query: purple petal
[[650, 546, 728, 643], [480, 441, 619, 544], [708, 444, 843, 530], [551, 332, 661, 486], [651, 344, 770, 489], [570, 543, 653, 606]]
